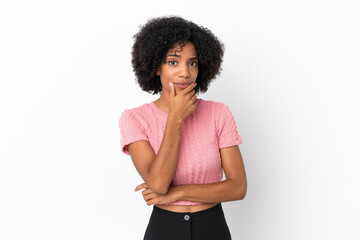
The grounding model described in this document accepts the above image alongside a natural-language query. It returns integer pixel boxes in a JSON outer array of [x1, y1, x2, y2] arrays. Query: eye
[[168, 61, 177, 65], [190, 61, 198, 67]]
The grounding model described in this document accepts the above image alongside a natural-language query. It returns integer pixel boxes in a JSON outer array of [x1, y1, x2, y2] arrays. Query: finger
[[142, 188, 152, 196], [144, 193, 154, 201], [147, 199, 155, 206], [179, 82, 196, 96], [186, 90, 196, 97], [191, 94, 197, 103], [134, 183, 144, 192], [135, 183, 148, 192], [169, 82, 176, 97]]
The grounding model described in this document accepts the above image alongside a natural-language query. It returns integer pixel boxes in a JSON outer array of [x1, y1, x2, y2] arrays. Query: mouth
[[174, 82, 192, 89]]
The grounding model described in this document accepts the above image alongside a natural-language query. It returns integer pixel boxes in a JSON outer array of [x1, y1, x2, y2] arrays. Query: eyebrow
[[167, 54, 198, 60]]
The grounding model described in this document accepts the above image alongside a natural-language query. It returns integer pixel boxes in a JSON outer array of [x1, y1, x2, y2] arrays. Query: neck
[[154, 91, 171, 113]]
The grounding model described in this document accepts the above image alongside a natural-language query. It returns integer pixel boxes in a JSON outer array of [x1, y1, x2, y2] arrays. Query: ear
[[156, 69, 160, 75]]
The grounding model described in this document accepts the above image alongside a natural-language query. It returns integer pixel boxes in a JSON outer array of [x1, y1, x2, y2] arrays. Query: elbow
[[239, 187, 247, 200], [145, 169, 171, 194], [153, 187, 169, 195], [234, 181, 247, 200], [149, 181, 170, 195]]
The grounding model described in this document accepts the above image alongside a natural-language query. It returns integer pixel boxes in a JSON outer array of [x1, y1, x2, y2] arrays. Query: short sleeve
[[118, 110, 148, 155], [216, 104, 243, 149]]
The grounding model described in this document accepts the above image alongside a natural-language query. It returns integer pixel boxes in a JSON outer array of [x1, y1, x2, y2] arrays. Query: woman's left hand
[[135, 183, 179, 205]]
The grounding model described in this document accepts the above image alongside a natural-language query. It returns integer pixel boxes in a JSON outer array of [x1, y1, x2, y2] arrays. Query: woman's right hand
[[168, 81, 197, 122]]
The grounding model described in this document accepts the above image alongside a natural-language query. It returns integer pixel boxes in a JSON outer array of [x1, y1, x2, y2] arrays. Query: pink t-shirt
[[118, 98, 243, 205]]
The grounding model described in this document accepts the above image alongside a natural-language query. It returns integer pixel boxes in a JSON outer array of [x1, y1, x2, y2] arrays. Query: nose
[[179, 64, 190, 78]]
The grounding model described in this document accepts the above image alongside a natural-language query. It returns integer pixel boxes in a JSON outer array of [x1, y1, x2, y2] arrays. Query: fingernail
[[169, 82, 173, 87]]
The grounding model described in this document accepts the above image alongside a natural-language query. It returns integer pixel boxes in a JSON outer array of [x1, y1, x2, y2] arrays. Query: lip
[[174, 82, 192, 89]]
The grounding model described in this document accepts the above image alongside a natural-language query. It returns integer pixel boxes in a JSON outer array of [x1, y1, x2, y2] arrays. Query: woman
[[119, 16, 247, 240]]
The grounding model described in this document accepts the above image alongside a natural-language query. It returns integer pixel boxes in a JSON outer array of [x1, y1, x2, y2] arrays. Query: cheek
[[191, 68, 199, 76], [165, 69, 179, 78]]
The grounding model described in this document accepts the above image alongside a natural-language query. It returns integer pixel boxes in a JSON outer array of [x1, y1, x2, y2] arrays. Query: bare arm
[[175, 145, 247, 202], [128, 82, 197, 195], [173, 180, 245, 203], [136, 145, 247, 205], [129, 114, 182, 194]]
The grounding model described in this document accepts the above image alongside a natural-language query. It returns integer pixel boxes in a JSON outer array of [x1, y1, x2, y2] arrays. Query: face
[[156, 41, 199, 93]]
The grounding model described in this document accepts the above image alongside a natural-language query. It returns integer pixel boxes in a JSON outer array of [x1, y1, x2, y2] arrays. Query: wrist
[[172, 185, 184, 201], [168, 113, 183, 125]]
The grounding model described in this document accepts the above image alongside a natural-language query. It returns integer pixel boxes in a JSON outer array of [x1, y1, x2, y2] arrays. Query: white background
[[1, 0, 359, 239]]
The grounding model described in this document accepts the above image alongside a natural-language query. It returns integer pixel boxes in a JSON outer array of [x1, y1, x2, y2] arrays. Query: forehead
[[167, 41, 197, 56]]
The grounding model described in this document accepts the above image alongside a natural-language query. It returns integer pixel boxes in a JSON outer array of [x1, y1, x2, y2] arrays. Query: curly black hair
[[131, 16, 225, 95]]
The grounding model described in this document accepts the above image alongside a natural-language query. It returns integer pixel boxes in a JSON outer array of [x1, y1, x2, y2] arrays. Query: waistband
[[151, 203, 224, 222]]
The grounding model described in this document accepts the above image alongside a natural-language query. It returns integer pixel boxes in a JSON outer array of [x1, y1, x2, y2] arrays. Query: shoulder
[[198, 98, 228, 114], [199, 99, 239, 128], [119, 102, 152, 124]]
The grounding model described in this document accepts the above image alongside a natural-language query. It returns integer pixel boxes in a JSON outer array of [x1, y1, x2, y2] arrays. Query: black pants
[[143, 203, 232, 240]]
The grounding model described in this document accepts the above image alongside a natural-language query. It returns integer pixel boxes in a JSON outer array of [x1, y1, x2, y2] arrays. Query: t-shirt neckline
[[150, 101, 169, 117], [149, 98, 201, 117]]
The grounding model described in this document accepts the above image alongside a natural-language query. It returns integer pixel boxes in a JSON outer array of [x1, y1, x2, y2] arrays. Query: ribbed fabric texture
[[118, 98, 243, 205]]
